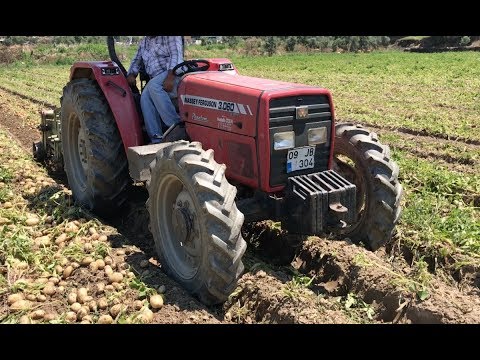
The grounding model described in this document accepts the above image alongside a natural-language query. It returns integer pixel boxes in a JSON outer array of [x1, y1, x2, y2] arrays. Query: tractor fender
[[70, 61, 144, 150]]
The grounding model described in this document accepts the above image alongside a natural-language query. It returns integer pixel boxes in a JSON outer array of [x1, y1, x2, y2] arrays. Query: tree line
[[1, 36, 475, 54]]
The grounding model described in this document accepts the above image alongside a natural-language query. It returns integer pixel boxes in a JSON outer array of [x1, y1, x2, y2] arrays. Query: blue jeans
[[140, 70, 180, 143]]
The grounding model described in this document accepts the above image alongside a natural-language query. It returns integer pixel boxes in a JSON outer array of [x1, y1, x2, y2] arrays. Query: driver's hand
[[126, 74, 137, 87], [163, 71, 175, 93]]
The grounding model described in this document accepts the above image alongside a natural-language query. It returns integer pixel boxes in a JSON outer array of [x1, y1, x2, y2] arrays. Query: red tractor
[[35, 37, 402, 305]]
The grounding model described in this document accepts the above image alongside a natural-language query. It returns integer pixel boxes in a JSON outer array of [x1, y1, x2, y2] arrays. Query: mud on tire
[[333, 123, 403, 250], [147, 141, 246, 305], [61, 78, 129, 217]]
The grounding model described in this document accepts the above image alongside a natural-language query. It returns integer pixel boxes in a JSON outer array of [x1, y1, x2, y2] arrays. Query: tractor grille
[[269, 95, 332, 187]]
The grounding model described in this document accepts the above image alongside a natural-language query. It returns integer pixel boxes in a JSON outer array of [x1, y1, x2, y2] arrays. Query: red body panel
[[178, 73, 262, 137], [178, 71, 335, 193], [70, 61, 144, 151], [186, 123, 258, 188]]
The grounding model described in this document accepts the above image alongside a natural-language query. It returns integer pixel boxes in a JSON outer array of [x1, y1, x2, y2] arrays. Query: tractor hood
[[177, 72, 322, 138], [185, 72, 316, 91]]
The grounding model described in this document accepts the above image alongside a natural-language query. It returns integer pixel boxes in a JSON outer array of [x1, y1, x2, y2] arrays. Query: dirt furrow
[[351, 122, 480, 175], [0, 84, 57, 109], [223, 269, 354, 324], [348, 120, 480, 147], [295, 237, 480, 324]]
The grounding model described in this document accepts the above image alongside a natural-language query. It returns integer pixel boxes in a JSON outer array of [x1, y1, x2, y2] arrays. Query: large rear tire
[[147, 141, 246, 305], [60, 78, 129, 217], [333, 123, 403, 250]]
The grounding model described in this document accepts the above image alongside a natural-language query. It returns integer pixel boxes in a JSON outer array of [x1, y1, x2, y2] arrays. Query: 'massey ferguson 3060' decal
[[180, 95, 253, 115]]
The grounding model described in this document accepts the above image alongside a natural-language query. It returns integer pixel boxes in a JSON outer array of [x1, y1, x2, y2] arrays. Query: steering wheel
[[172, 59, 210, 77]]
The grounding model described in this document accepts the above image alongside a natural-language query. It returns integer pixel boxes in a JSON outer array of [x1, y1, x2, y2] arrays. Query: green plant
[[0, 166, 13, 182], [0, 188, 9, 203], [0, 228, 35, 264], [460, 36, 471, 46], [291, 274, 315, 288], [34, 245, 59, 274], [0, 273, 7, 295], [283, 273, 315, 299], [128, 277, 156, 299], [61, 241, 85, 262], [409, 258, 432, 300], [9, 278, 31, 293], [343, 293, 376, 320], [94, 242, 109, 259]]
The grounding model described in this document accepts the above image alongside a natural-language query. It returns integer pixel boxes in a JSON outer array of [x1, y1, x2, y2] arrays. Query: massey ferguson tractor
[[34, 37, 402, 305]]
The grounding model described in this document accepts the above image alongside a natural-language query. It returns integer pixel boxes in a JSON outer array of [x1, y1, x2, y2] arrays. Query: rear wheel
[[333, 123, 403, 250], [147, 141, 246, 305], [60, 78, 129, 217]]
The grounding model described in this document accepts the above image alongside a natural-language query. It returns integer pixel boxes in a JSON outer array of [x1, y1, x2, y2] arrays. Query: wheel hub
[[155, 176, 202, 281], [77, 128, 88, 173], [172, 189, 196, 247], [172, 202, 193, 245]]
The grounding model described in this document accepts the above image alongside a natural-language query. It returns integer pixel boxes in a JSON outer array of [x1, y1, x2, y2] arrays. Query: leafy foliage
[[263, 37, 278, 56], [460, 36, 471, 46]]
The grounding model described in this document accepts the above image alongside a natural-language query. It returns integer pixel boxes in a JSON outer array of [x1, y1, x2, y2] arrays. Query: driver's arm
[[127, 38, 145, 86], [127, 38, 145, 77], [166, 36, 184, 71], [163, 36, 184, 92]]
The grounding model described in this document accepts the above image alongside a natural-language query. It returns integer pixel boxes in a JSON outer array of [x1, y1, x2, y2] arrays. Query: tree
[[263, 36, 277, 56], [225, 36, 240, 49], [285, 36, 296, 52], [460, 36, 471, 46]]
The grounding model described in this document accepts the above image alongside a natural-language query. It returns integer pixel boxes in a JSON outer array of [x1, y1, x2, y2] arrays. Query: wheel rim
[[333, 152, 368, 234], [68, 112, 88, 192], [153, 173, 201, 280]]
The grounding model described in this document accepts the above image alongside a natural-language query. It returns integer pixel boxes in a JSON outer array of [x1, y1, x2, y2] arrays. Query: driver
[[127, 36, 183, 144]]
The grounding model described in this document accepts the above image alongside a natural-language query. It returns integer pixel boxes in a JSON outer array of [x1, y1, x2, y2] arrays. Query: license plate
[[287, 146, 315, 173]]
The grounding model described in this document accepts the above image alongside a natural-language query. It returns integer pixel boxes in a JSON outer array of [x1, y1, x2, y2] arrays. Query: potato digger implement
[[34, 37, 402, 305]]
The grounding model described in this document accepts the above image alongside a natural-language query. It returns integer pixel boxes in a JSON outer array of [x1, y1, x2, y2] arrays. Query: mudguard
[[70, 61, 144, 150]]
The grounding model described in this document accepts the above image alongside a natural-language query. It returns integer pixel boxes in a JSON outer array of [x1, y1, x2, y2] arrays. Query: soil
[[362, 122, 480, 176], [1, 91, 479, 324], [0, 95, 42, 154], [295, 238, 480, 323]]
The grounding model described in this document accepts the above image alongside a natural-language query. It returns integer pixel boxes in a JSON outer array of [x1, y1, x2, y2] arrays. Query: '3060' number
[[217, 101, 235, 112]]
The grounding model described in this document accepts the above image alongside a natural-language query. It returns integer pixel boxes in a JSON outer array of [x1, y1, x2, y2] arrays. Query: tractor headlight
[[307, 127, 327, 145], [273, 131, 295, 150]]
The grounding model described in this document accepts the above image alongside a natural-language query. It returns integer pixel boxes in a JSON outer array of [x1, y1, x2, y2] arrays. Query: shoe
[[150, 134, 163, 144]]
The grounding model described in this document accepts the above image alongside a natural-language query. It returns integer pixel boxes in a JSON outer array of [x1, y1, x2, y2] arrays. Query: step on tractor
[[34, 37, 402, 305]]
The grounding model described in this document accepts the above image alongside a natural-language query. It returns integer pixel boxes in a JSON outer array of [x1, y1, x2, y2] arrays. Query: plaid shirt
[[127, 36, 183, 78]]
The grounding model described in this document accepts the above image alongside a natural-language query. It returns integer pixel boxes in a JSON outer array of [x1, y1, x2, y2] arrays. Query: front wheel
[[332, 123, 403, 250], [147, 141, 246, 305]]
